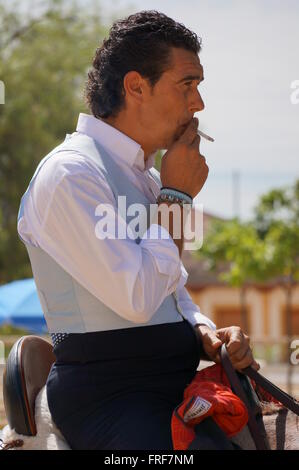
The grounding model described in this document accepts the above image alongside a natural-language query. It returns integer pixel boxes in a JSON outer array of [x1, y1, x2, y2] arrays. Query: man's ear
[[123, 71, 145, 104]]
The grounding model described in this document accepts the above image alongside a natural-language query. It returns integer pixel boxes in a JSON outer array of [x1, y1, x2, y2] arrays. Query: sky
[[97, 0, 299, 220]]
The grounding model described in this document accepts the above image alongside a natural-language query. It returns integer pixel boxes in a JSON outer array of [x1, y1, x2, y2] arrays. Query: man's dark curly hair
[[85, 10, 201, 118]]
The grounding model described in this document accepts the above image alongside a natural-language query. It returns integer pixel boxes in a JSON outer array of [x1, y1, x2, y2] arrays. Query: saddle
[[2, 336, 55, 436]]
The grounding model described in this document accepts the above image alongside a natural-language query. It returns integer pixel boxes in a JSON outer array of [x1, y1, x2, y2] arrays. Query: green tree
[[195, 218, 273, 334], [0, 0, 108, 283], [254, 179, 299, 393]]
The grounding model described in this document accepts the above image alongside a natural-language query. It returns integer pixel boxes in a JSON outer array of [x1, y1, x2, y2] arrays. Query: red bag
[[171, 364, 249, 450]]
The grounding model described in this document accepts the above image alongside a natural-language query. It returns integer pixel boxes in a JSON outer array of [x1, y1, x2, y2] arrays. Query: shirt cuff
[[190, 312, 217, 330]]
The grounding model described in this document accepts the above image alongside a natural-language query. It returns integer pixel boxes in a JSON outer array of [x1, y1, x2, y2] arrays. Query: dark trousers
[[46, 321, 200, 450]]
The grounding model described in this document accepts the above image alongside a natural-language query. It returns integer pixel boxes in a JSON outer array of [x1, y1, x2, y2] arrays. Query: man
[[17, 10, 259, 449]]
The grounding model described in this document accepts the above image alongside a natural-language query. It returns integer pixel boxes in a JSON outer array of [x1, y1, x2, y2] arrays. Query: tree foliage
[[253, 179, 299, 283], [0, 0, 109, 282], [195, 218, 273, 288], [196, 179, 299, 287]]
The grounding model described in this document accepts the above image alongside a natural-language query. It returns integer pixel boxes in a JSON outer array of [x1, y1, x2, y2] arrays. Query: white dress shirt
[[18, 113, 215, 330]]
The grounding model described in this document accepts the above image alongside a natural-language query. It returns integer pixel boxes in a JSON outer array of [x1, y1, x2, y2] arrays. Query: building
[[182, 210, 299, 359]]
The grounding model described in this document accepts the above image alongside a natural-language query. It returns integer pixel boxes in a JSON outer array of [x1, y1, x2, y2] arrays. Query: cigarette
[[197, 129, 215, 142]]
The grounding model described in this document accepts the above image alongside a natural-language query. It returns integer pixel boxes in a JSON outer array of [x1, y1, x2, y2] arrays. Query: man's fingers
[[214, 326, 260, 371], [190, 133, 201, 148], [197, 325, 223, 362], [226, 327, 248, 356], [219, 326, 255, 369], [230, 348, 254, 370], [180, 117, 198, 144], [227, 339, 250, 363], [233, 356, 260, 371], [229, 344, 260, 371], [205, 332, 222, 362], [198, 325, 222, 345], [251, 360, 261, 371], [209, 331, 223, 348]]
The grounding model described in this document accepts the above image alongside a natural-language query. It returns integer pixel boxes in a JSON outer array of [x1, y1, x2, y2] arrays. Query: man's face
[[141, 47, 205, 150]]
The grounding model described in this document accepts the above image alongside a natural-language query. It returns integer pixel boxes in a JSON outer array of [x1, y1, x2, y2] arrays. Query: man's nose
[[189, 91, 205, 113]]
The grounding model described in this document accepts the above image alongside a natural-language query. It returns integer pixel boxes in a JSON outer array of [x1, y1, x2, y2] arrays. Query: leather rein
[[220, 344, 299, 450]]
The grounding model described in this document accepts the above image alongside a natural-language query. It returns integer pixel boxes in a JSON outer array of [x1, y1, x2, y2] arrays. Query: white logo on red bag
[[184, 396, 212, 422]]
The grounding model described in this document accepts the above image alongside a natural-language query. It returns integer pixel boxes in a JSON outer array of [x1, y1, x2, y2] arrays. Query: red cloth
[[171, 364, 249, 450]]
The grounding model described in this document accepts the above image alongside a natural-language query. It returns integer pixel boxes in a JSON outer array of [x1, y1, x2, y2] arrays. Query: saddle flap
[[3, 336, 55, 436]]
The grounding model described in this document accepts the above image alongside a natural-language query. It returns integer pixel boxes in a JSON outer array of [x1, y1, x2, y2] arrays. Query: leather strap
[[220, 344, 269, 450], [187, 417, 236, 450], [242, 365, 299, 416]]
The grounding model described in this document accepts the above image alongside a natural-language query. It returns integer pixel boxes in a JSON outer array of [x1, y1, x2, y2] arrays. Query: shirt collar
[[76, 113, 156, 172]]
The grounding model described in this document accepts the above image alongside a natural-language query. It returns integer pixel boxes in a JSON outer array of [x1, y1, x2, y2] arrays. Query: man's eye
[[184, 81, 192, 86]]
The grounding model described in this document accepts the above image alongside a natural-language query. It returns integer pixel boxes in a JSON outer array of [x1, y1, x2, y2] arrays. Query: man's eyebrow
[[177, 75, 204, 84]]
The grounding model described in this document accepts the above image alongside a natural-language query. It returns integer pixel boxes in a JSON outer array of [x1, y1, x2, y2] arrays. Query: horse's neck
[[262, 403, 299, 450]]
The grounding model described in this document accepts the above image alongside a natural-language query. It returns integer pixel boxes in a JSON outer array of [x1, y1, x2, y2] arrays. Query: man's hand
[[195, 324, 260, 371], [160, 117, 209, 198]]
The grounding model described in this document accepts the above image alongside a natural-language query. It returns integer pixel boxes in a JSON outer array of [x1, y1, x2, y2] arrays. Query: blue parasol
[[0, 279, 48, 333]]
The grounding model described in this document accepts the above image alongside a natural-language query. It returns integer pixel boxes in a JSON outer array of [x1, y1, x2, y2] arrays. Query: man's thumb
[[210, 333, 223, 349]]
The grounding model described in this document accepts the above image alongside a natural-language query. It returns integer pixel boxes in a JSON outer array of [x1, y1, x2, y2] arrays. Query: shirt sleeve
[[18, 157, 187, 324], [176, 283, 217, 330]]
